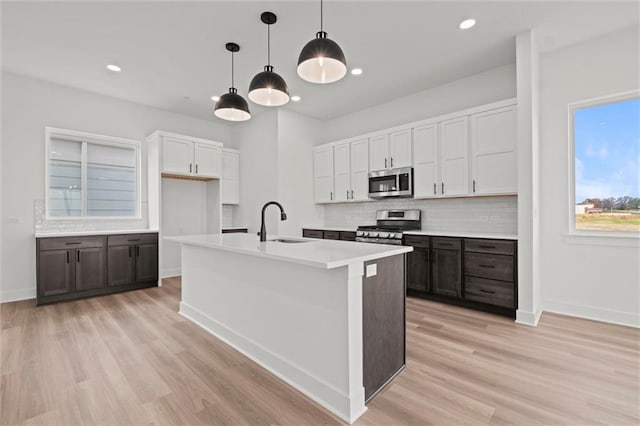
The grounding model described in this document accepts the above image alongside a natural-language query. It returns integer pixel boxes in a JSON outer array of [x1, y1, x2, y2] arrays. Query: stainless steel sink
[[268, 238, 309, 244]]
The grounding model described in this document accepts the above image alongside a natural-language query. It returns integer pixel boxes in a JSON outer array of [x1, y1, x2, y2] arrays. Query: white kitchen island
[[166, 233, 412, 424]]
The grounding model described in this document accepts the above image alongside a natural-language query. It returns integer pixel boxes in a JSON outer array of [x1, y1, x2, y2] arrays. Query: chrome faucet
[[259, 201, 287, 242]]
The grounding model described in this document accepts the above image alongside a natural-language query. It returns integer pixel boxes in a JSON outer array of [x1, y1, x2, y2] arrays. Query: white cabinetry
[[413, 123, 439, 198], [161, 134, 222, 179], [349, 138, 369, 201], [313, 146, 334, 203], [334, 143, 351, 202], [369, 130, 412, 171], [470, 105, 517, 195], [221, 149, 240, 205], [439, 116, 469, 196]]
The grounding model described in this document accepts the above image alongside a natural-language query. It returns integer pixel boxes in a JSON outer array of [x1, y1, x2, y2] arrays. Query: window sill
[[565, 232, 640, 248]]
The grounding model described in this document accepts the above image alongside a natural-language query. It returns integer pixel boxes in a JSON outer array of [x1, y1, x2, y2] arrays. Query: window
[[570, 93, 640, 234], [46, 128, 141, 219]]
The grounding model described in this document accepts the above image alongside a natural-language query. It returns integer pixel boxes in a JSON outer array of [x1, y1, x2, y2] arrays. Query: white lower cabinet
[[222, 149, 240, 205], [470, 105, 517, 195]]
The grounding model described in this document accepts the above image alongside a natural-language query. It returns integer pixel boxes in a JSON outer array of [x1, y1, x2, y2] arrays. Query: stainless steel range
[[356, 209, 421, 245]]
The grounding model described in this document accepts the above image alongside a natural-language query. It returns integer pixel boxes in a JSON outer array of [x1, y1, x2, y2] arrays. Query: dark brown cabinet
[[431, 238, 462, 299], [403, 234, 517, 318], [362, 254, 405, 402], [37, 232, 158, 305], [302, 228, 357, 241]]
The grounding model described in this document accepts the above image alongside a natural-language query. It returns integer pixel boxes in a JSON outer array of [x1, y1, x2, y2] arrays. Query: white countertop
[[35, 229, 159, 238], [166, 233, 412, 270], [404, 230, 517, 240]]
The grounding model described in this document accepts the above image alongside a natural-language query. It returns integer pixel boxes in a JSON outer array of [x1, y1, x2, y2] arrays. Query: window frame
[[567, 90, 640, 239], [44, 127, 142, 220]]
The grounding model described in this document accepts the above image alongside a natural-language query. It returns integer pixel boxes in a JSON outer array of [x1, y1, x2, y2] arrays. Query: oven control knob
[[394, 233, 402, 239], [361, 232, 369, 237], [378, 232, 389, 238]]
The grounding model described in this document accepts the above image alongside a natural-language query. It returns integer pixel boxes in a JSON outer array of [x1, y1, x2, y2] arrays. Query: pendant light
[[248, 12, 289, 106], [297, 0, 347, 84], [214, 42, 251, 122]]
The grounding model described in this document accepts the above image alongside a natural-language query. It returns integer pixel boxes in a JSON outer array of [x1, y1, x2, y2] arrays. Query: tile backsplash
[[222, 205, 237, 227], [324, 196, 517, 234], [34, 199, 148, 234]]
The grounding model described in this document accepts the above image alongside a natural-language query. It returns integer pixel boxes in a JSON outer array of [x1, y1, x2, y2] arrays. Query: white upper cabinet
[[389, 129, 412, 168], [334, 143, 351, 202], [439, 116, 469, 196], [369, 134, 389, 171], [313, 146, 335, 203], [162, 137, 194, 176], [413, 123, 439, 198], [194, 143, 221, 178], [221, 149, 240, 205], [470, 106, 517, 195], [161, 134, 222, 179], [350, 138, 369, 201]]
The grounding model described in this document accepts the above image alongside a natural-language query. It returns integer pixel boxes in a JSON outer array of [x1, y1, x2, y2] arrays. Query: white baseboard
[[161, 267, 181, 279], [544, 299, 639, 328], [0, 287, 36, 303], [179, 301, 366, 424], [515, 308, 542, 326]]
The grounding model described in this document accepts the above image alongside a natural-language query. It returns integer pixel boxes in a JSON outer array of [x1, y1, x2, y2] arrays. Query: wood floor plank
[[0, 276, 638, 425]]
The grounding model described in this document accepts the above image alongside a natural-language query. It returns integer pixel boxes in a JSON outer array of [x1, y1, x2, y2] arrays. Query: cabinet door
[[439, 117, 469, 196], [162, 137, 194, 176], [470, 106, 517, 195], [222, 150, 240, 205], [333, 143, 351, 202], [313, 147, 335, 203], [350, 138, 369, 201], [194, 143, 221, 178], [389, 129, 412, 168], [413, 124, 439, 197], [135, 243, 158, 283], [38, 249, 73, 296], [406, 247, 429, 292], [75, 247, 106, 291], [107, 245, 134, 287], [369, 134, 389, 171], [432, 248, 462, 298]]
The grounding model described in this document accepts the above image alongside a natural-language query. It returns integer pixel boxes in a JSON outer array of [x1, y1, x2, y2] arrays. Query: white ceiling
[[2, 1, 638, 122]]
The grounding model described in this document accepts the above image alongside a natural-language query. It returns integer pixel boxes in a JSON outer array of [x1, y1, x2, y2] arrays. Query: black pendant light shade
[[248, 12, 289, 106], [214, 43, 251, 122], [297, 1, 347, 84]]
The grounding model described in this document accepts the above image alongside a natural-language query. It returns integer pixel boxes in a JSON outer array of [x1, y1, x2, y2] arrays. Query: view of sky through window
[[573, 96, 640, 232]]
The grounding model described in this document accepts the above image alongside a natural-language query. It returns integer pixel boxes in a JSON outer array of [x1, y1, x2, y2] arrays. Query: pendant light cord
[[267, 23, 271, 66], [320, 0, 323, 32], [231, 51, 234, 88]]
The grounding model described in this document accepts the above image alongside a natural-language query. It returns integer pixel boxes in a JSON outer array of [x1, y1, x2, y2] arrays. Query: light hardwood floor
[[1, 277, 638, 425]]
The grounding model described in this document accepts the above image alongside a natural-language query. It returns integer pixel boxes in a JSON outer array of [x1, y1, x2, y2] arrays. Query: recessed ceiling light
[[106, 64, 121, 72], [291, 95, 301, 102], [211, 95, 220, 102], [351, 68, 363, 76], [459, 19, 476, 30]]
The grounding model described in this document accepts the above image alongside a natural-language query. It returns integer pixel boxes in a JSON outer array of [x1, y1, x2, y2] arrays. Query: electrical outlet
[[479, 215, 489, 221], [490, 215, 501, 221], [366, 264, 377, 277], [7, 217, 20, 224]]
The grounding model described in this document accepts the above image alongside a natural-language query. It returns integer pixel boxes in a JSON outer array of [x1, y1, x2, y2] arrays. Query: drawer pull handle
[[128, 239, 141, 242], [479, 245, 496, 249], [479, 264, 495, 268], [65, 242, 81, 245], [479, 289, 495, 294]]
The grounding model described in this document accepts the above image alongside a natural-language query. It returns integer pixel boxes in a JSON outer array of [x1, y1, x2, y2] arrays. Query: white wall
[[277, 109, 325, 236], [0, 72, 231, 302], [324, 63, 516, 142], [234, 109, 279, 235], [539, 26, 640, 327]]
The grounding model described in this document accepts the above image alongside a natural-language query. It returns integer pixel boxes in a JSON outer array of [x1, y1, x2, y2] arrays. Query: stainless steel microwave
[[368, 167, 414, 198]]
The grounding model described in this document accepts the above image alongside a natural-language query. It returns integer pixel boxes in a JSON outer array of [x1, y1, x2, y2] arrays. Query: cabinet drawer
[[403, 235, 430, 248], [108, 233, 158, 247], [302, 229, 324, 239], [39, 236, 106, 251], [323, 231, 340, 240], [432, 237, 461, 250], [340, 231, 356, 241], [465, 239, 515, 255], [465, 276, 514, 308], [464, 252, 513, 282]]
